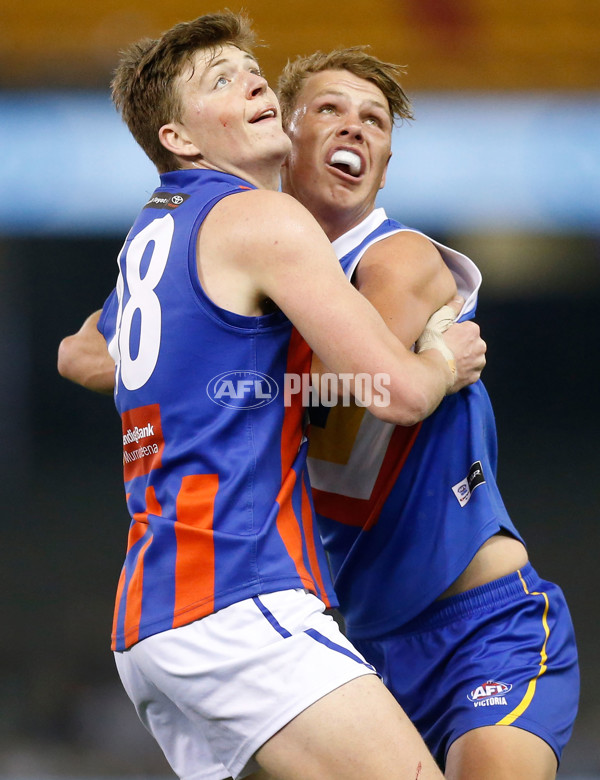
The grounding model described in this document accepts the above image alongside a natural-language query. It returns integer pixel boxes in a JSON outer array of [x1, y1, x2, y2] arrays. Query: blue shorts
[[351, 563, 579, 768]]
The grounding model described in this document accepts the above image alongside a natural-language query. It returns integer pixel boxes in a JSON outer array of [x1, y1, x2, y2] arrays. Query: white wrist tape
[[416, 304, 457, 376]]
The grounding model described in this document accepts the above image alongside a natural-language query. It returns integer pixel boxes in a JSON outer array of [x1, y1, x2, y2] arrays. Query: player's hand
[[415, 296, 463, 382], [442, 317, 486, 393], [416, 296, 486, 393]]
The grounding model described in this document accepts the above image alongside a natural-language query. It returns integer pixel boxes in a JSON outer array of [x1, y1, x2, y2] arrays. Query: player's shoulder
[[206, 188, 323, 257], [360, 227, 445, 278], [370, 228, 441, 261], [212, 188, 313, 227]]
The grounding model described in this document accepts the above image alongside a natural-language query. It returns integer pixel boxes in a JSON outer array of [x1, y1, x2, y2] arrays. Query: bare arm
[[354, 230, 485, 393], [57, 310, 115, 394], [201, 190, 467, 425]]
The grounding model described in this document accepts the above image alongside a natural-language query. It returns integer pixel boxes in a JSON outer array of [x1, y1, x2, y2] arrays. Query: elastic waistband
[[398, 562, 539, 635]]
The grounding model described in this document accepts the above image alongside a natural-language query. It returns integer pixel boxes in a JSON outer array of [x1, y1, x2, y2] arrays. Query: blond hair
[[277, 46, 413, 129]]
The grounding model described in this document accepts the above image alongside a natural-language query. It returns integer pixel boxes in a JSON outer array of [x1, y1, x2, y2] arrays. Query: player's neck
[[188, 158, 282, 191], [314, 203, 377, 243]]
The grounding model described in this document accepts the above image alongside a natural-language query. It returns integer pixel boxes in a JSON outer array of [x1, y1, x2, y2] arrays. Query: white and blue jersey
[[308, 207, 523, 638], [307, 207, 578, 764]]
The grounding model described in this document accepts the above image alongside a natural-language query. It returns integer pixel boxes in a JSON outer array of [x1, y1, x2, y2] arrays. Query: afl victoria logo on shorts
[[207, 370, 279, 409], [467, 680, 512, 707]]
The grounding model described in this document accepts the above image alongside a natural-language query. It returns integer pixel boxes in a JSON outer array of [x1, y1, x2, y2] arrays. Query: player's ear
[[159, 122, 201, 159], [379, 151, 392, 190]]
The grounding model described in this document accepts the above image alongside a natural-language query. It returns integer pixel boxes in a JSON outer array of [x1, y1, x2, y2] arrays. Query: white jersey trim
[[331, 208, 482, 318], [309, 209, 483, 502]]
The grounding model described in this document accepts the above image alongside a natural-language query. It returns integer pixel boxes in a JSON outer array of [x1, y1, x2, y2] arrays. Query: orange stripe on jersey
[[275, 467, 316, 590], [300, 477, 332, 606], [127, 510, 150, 551], [281, 327, 312, 468], [313, 422, 422, 529], [111, 567, 127, 647], [122, 486, 161, 646], [172, 474, 219, 626], [280, 328, 310, 475], [275, 327, 317, 591]]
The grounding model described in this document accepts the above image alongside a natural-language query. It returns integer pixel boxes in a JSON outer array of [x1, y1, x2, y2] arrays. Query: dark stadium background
[[1, 0, 599, 775]]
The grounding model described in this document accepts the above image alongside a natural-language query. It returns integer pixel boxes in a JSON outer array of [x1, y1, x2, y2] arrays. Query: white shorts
[[114, 589, 376, 780]]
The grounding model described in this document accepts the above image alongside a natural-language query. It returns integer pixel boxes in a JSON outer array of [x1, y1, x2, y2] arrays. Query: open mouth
[[250, 108, 277, 123], [328, 149, 363, 177]]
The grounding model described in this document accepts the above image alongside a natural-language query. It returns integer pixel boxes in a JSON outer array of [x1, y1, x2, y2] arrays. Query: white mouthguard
[[330, 150, 362, 175]]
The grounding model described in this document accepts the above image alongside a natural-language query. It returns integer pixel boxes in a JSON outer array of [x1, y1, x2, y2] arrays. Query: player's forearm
[[299, 287, 454, 424], [57, 334, 115, 394], [57, 311, 115, 395], [309, 341, 451, 425], [369, 346, 453, 425]]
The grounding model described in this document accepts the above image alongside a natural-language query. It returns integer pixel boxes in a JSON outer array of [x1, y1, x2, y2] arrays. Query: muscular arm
[[57, 310, 115, 394], [354, 231, 456, 347], [201, 190, 479, 425], [309, 231, 452, 386], [354, 230, 484, 393], [57, 198, 484, 412]]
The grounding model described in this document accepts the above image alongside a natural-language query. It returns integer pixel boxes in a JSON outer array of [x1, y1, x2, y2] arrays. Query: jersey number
[[110, 214, 174, 391]]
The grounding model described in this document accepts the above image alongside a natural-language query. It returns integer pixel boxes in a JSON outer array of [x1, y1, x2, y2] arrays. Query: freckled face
[[282, 69, 393, 231]]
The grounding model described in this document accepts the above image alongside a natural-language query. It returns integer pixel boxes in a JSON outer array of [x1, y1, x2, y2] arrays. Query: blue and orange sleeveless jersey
[[307, 208, 524, 639], [99, 169, 335, 652]]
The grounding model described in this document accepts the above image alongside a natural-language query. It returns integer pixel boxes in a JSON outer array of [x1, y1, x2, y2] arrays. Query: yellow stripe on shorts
[[496, 569, 550, 726]]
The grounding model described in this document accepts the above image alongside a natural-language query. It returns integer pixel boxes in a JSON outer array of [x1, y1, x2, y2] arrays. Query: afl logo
[[467, 681, 513, 701], [207, 370, 279, 409]]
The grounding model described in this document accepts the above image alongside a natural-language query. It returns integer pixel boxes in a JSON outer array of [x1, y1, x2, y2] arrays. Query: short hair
[[277, 46, 414, 129], [111, 11, 257, 173]]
